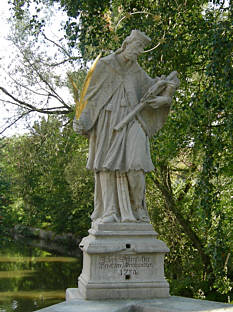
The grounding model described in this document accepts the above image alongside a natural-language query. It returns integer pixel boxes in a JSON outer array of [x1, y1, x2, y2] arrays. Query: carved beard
[[123, 49, 138, 61]]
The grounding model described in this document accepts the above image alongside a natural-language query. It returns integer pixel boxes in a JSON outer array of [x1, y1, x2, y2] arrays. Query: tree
[[2, 0, 233, 301], [0, 3, 82, 135], [0, 141, 15, 238], [2, 117, 94, 236]]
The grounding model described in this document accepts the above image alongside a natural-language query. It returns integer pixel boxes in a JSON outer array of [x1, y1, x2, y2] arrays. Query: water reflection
[[0, 270, 36, 278], [0, 290, 65, 299], [0, 239, 82, 312], [0, 256, 78, 263]]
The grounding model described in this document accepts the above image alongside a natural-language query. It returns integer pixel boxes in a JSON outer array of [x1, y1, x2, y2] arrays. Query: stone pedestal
[[71, 223, 169, 300]]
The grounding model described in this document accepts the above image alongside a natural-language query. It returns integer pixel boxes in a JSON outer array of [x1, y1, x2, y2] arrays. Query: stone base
[[76, 222, 170, 300], [67, 283, 169, 301], [35, 296, 233, 312], [78, 279, 169, 299]]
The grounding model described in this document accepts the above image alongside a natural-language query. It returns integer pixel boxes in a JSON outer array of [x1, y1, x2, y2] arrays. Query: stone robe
[[76, 53, 159, 173], [74, 53, 169, 223]]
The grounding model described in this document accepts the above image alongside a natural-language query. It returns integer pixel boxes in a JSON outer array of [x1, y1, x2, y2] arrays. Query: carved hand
[[147, 96, 172, 109]]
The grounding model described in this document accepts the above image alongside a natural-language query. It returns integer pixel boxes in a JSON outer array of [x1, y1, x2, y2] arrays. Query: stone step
[[35, 295, 233, 312]]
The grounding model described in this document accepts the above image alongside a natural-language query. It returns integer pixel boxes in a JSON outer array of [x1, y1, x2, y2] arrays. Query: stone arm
[[114, 72, 179, 133], [138, 69, 175, 109], [144, 73, 180, 109]]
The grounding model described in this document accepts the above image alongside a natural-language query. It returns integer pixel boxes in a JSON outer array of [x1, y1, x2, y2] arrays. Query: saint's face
[[122, 40, 145, 61]]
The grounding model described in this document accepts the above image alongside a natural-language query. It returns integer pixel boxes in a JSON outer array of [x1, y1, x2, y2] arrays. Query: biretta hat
[[128, 29, 151, 46]]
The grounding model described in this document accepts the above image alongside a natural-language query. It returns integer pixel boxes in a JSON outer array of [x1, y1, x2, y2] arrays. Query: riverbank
[[0, 239, 81, 312], [11, 225, 81, 257]]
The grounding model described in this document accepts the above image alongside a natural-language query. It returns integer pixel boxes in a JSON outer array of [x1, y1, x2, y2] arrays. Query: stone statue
[[73, 30, 179, 225]]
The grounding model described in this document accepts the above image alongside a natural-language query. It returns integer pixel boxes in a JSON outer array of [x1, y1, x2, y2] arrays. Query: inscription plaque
[[98, 255, 153, 278]]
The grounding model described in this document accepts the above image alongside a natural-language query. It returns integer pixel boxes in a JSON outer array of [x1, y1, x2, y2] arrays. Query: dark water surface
[[0, 239, 82, 312]]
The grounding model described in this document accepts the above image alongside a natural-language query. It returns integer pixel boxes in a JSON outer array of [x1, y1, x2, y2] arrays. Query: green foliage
[[0, 240, 81, 311], [6, 0, 233, 303], [0, 142, 16, 239], [143, 1, 232, 301], [2, 117, 94, 237]]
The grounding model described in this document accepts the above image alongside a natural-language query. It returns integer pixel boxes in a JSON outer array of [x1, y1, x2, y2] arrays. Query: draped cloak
[[75, 53, 164, 173]]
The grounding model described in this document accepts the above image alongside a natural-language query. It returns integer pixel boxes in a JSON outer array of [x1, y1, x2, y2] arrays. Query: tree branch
[[6, 71, 50, 97], [18, 48, 71, 110], [40, 57, 81, 67], [0, 87, 71, 115], [42, 33, 71, 57], [0, 110, 32, 135], [150, 171, 211, 269]]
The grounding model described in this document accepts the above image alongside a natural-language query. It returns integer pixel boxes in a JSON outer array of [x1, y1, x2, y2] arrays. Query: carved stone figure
[[74, 30, 179, 225]]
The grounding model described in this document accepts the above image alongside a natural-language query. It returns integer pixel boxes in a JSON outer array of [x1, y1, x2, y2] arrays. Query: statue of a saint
[[74, 30, 179, 225]]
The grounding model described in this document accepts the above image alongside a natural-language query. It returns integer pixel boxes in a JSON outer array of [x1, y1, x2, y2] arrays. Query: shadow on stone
[[115, 304, 143, 312]]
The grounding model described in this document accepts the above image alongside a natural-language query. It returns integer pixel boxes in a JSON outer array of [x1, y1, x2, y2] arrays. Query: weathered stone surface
[[74, 223, 169, 300], [70, 31, 177, 301], [73, 29, 179, 225], [35, 296, 233, 312]]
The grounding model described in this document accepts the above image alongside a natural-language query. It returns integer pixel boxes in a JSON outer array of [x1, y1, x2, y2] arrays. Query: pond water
[[0, 239, 82, 312]]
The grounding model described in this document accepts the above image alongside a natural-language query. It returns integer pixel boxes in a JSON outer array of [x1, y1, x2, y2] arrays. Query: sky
[[0, 0, 10, 56], [0, 0, 75, 137], [0, 0, 23, 137]]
